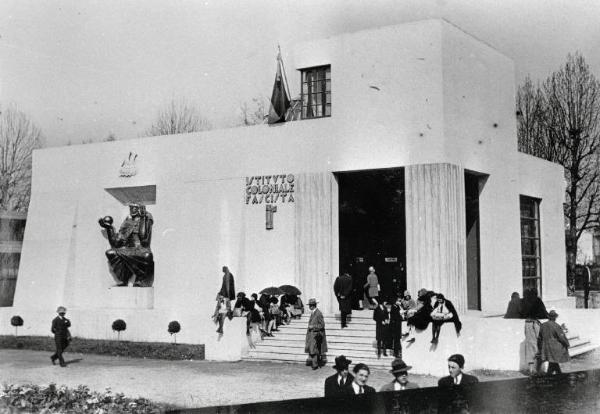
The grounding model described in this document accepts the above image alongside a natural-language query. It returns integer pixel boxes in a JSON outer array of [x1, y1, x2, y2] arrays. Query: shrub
[[111, 319, 127, 341], [168, 321, 181, 344], [10, 315, 23, 337], [0, 383, 172, 413]]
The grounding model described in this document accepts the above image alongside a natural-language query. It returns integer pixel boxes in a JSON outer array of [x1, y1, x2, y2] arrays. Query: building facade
[[0, 20, 570, 354]]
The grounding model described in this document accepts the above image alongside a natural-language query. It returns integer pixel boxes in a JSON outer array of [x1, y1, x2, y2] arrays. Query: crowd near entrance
[[337, 168, 406, 308]]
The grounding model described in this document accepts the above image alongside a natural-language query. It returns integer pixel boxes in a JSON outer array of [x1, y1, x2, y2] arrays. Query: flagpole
[[277, 44, 292, 100]]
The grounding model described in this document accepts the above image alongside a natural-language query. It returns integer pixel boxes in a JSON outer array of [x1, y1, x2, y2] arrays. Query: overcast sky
[[2, 0, 600, 147]]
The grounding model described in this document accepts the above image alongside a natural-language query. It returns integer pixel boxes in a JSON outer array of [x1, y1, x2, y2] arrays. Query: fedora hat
[[56, 306, 67, 313], [333, 355, 352, 370], [390, 358, 412, 374], [308, 298, 318, 306]]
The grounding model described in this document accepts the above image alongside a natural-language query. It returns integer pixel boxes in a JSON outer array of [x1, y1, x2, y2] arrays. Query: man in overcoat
[[305, 298, 327, 370], [50, 306, 71, 367], [324, 355, 354, 397], [219, 266, 236, 300], [334, 272, 353, 328], [373, 300, 390, 357], [538, 309, 570, 375]]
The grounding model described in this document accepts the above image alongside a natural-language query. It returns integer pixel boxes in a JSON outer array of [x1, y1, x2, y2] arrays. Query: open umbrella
[[279, 284, 302, 296], [259, 286, 285, 296]]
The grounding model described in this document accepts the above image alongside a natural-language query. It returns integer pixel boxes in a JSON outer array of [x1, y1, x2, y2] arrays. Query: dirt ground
[[0, 348, 598, 410]]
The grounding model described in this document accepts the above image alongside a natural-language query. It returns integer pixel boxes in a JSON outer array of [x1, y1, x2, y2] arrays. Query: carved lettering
[[245, 174, 297, 205]]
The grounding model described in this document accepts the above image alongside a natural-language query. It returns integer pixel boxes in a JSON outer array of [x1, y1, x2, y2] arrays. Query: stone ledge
[[107, 286, 154, 309]]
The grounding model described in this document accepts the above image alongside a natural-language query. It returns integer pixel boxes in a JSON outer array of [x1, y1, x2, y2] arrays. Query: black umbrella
[[259, 286, 285, 295], [279, 284, 302, 296]]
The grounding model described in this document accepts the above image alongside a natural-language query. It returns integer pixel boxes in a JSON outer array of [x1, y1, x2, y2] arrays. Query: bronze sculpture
[[98, 203, 154, 287]]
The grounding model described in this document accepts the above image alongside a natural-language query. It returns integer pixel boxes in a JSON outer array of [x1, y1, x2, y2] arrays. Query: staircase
[[243, 310, 599, 371], [568, 332, 597, 357], [244, 311, 399, 369]]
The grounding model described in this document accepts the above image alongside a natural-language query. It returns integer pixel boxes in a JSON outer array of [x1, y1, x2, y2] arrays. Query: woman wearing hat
[[538, 309, 570, 375], [324, 355, 354, 397], [380, 358, 419, 391], [50, 306, 71, 367]]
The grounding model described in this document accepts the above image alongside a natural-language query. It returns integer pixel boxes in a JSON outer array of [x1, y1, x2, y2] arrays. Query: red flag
[[268, 51, 291, 124]]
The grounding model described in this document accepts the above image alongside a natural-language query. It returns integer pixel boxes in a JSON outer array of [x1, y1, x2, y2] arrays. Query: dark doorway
[[337, 168, 406, 308], [465, 171, 486, 310]]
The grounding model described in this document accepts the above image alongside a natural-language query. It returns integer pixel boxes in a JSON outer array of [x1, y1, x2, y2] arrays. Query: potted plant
[[10, 315, 23, 337], [111, 319, 127, 341], [168, 321, 181, 344]]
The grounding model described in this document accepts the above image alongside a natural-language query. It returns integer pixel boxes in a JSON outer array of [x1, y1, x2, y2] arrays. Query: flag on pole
[[268, 48, 291, 124]]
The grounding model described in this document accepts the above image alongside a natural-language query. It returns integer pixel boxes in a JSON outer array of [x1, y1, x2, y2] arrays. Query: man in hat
[[438, 354, 479, 387], [380, 358, 419, 391], [50, 306, 71, 367], [324, 355, 354, 397], [538, 309, 570, 375], [305, 298, 328, 370], [334, 272, 353, 328]]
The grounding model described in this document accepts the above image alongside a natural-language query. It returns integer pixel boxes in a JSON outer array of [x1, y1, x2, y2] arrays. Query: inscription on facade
[[245, 174, 295, 205]]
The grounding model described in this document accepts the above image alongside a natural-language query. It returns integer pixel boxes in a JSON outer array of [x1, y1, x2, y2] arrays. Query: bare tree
[[517, 53, 600, 277], [143, 98, 211, 137], [0, 106, 43, 212], [239, 97, 267, 126]]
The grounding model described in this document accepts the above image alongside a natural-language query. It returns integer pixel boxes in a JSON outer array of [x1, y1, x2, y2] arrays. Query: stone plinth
[[204, 317, 249, 361], [107, 287, 154, 309]]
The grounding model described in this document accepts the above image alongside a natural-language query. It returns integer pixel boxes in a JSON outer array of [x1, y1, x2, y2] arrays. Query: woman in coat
[[363, 266, 379, 309], [538, 310, 570, 375]]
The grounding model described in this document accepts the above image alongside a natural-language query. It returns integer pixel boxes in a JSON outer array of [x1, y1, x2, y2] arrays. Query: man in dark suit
[[334, 273, 353, 328], [324, 355, 354, 397], [50, 306, 71, 367], [438, 354, 479, 387], [345, 363, 376, 395]]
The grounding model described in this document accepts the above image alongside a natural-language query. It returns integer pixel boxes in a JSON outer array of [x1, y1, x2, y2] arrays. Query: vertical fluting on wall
[[405, 163, 467, 313]]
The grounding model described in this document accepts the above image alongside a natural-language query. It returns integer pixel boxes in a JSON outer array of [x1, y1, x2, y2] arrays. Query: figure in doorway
[[364, 266, 379, 310], [334, 272, 353, 328], [98, 203, 154, 287]]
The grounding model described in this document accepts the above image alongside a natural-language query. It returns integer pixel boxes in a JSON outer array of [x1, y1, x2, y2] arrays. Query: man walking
[[50, 306, 71, 367], [305, 298, 327, 370], [324, 355, 354, 397], [538, 309, 570, 375], [334, 272, 353, 328], [380, 358, 419, 391]]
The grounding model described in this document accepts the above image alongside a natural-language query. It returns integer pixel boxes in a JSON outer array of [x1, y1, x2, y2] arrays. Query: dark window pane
[[300, 65, 331, 119]]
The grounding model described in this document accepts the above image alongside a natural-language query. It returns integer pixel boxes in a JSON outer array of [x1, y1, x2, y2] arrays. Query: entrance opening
[[337, 168, 405, 308], [465, 171, 487, 310]]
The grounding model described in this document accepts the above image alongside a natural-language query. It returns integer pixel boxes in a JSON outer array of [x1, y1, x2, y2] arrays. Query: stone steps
[[243, 312, 599, 372]]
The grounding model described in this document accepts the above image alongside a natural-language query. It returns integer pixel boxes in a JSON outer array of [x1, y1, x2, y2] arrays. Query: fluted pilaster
[[405, 164, 467, 313]]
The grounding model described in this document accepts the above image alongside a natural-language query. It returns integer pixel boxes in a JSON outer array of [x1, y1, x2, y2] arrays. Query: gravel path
[[1, 348, 598, 409]]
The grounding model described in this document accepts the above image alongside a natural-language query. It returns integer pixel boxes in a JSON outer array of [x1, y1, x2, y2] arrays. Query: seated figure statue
[[98, 203, 154, 287]]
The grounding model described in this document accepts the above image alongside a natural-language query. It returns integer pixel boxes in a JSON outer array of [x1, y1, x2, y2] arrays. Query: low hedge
[[0, 383, 172, 413], [0, 335, 204, 361]]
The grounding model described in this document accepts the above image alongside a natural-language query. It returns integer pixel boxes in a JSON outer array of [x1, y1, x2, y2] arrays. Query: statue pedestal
[[106, 287, 154, 309]]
